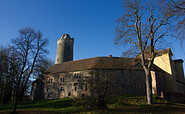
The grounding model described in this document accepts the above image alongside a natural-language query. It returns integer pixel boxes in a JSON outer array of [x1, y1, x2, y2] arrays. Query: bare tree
[[87, 70, 119, 109], [11, 27, 48, 113], [115, 0, 172, 105], [0, 46, 19, 104], [34, 58, 54, 79], [0, 46, 10, 104], [164, 0, 185, 45]]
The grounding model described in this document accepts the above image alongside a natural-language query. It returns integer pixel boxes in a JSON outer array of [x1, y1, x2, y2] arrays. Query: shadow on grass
[[107, 104, 185, 113], [18, 98, 73, 109], [1, 95, 185, 113], [0, 98, 75, 111]]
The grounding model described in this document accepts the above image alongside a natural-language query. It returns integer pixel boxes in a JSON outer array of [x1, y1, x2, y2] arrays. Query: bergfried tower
[[55, 34, 74, 64]]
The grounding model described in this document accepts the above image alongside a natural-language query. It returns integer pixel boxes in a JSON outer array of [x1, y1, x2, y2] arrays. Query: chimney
[[108, 55, 112, 58]]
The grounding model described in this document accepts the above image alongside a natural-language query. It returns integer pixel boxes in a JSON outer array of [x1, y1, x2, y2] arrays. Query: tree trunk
[[145, 70, 153, 105], [97, 95, 108, 109], [12, 82, 20, 114], [12, 94, 19, 114]]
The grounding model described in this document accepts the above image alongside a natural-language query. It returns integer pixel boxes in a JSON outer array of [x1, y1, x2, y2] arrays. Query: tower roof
[[61, 33, 71, 39]]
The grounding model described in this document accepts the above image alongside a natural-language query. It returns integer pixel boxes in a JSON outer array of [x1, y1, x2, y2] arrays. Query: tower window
[[67, 46, 70, 50], [75, 87, 77, 91]]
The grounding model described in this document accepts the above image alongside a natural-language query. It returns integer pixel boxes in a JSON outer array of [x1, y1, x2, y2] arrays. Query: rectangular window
[[77, 73, 79, 79], [61, 87, 64, 91], [75, 87, 77, 91], [85, 84, 87, 91], [74, 73, 80, 79], [74, 83, 78, 86], [48, 79, 53, 83], [122, 83, 124, 88], [74, 74, 76, 79], [68, 93, 71, 96], [61, 77, 65, 83], [129, 71, 133, 76], [130, 84, 133, 89]]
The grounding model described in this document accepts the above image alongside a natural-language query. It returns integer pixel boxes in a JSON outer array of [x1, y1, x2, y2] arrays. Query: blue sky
[[0, 0, 184, 67]]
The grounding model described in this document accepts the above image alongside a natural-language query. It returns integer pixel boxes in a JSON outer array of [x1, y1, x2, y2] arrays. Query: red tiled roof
[[47, 57, 163, 74], [47, 57, 142, 73]]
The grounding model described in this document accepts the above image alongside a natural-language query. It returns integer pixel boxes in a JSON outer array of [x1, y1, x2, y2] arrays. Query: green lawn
[[0, 95, 185, 113]]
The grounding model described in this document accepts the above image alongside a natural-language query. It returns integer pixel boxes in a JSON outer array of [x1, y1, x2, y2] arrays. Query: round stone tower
[[55, 34, 74, 64]]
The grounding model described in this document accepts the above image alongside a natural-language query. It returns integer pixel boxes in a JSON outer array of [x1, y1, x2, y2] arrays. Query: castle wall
[[154, 53, 178, 92], [30, 79, 44, 100], [174, 61, 185, 93], [43, 70, 92, 99], [42, 69, 164, 99]]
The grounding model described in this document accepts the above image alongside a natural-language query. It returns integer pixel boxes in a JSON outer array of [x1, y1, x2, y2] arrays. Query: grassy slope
[[0, 95, 185, 114]]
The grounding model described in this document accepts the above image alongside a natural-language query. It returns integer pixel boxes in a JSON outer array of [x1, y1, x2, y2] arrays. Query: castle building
[[31, 34, 185, 101]]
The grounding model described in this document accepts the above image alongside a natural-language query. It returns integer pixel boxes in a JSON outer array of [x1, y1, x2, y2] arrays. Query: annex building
[[31, 34, 185, 102]]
